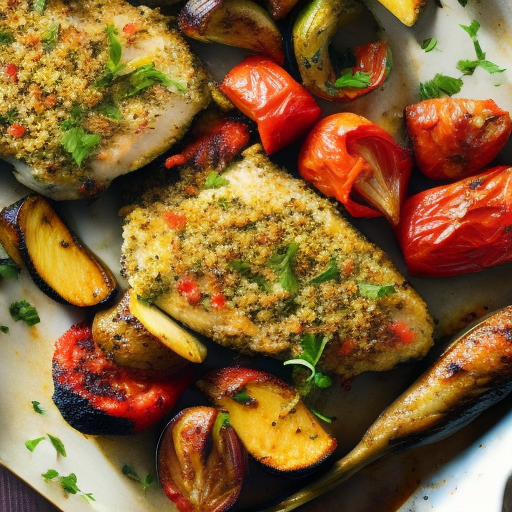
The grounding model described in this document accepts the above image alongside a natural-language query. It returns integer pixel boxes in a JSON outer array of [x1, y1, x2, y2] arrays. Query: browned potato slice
[[92, 291, 188, 377], [178, 0, 285, 64], [197, 367, 337, 474], [157, 406, 247, 512], [129, 289, 207, 363], [375, 0, 426, 26], [0, 195, 117, 307]]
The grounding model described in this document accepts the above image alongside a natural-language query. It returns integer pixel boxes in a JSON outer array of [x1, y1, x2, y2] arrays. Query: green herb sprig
[[267, 242, 300, 294], [122, 464, 155, 491], [9, 300, 40, 326], [42, 470, 95, 502]]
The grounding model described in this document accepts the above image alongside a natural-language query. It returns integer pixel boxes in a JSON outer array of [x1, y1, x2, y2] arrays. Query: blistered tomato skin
[[405, 98, 512, 180], [396, 166, 512, 277]]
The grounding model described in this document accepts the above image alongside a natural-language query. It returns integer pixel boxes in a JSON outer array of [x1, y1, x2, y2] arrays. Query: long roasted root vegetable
[[259, 305, 512, 511]]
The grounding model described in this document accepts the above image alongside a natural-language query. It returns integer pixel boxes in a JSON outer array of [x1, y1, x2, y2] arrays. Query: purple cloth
[[0, 465, 60, 512]]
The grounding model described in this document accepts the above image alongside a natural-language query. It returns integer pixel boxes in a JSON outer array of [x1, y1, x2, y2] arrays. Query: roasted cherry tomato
[[405, 98, 512, 180], [220, 55, 322, 155], [396, 166, 512, 277], [298, 113, 412, 225], [52, 322, 190, 435]]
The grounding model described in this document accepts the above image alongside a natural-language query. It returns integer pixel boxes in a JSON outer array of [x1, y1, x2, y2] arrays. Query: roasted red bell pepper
[[220, 55, 322, 155], [405, 98, 512, 180], [298, 113, 412, 225], [396, 166, 512, 277], [52, 322, 190, 435]]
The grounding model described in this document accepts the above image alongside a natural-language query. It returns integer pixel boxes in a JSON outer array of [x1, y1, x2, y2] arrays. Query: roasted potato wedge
[[0, 195, 117, 307], [157, 406, 247, 512], [197, 367, 337, 474], [92, 291, 189, 377], [375, 0, 426, 26], [178, 0, 285, 65]]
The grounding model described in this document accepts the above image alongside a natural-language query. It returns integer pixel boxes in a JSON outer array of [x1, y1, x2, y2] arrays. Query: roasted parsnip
[[197, 367, 337, 474], [178, 0, 285, 64], [0, 195, 117, 307], [259, 305, 512, 511]]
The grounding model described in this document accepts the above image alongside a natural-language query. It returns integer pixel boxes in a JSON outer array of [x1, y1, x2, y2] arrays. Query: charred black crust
[[52, 382, 135, 436]]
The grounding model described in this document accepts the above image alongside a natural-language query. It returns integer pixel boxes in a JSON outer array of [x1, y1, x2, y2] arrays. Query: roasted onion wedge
[[178, 0, 285, 65], [197, 367, 337, 474], [157, 406, 248, 512], [0, 195, 117, 307]]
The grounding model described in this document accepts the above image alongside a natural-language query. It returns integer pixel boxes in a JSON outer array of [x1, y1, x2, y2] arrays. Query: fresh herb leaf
[[456, 59, 479, 75], [122, 464, 155, 491], [267, 242, 300, 294], [31, 401, 46, 414], [230, 259, 269, 292], [0, 109, 18, 126], [97, 103, 123, 120], [358, 282, 396, 300], [42, 469, 59, 481], [121, 63, 185, 97], [311, 409, 333, 423], [284, 358, 315, 375], [9, 300, 40, 326], [314, 372, 333, 389], [0, 30, 15, 46], [105, 24, 124, 75], [476, 60, 506, 74], [310, 256, 339, 285], [33, 0, 47, 13], [61, 126, 101, 167], [460, 20, 485, 60], [419, 73, 463, 100], [205, 171, 230, 189], [42, 23, 60, 51], [300, 333, 329, 367], [47, 434, 66, 457], [0, 258, 20, 280], [334, 70, 372, 89], [458, 0, 468, 5], [420, 37, 437, 52], [0, 326, 8, 334], [25, 437, 46, 452], [232, 389, 254, 405], [42, 470, 95, 501], [212, 411, 230, 439]]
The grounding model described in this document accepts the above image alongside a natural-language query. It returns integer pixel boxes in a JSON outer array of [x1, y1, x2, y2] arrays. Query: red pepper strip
[[405, 98, 512, 181], [220, 55, 322, 155], [52, 322, 190, 435], [298, 113, 412, 224], [396, 166, 512, 277], [165, 115, 251, 171]]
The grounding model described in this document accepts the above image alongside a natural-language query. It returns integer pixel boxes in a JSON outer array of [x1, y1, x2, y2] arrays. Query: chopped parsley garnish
[[334, 70, 372, 89], [47, 434, 66, 457], [97, 103, 123, 121], [42, 470, 95, 502], [0, 30, 15, 46], [419, 73, 463, 100], [311, 409, 333, 423], [0, 326, 8, 334], [267, 242, 300, 294], [121, 63, 186, 97], [42, 23, 60, 51], [358, 282, 396, 300], [0, 258, 20, 280], [33, 0, 47, 13], [9, 300, 40, 326], [122, 464, 155, 491], [0, 109, 18, 127], [310, 256, 340, 285], [420, 37, 438, 52], [230, 259, 269, 292], [232, 389, 254, 405], [25, 437, 45, 452], [61, 126, 101, 167], [205, 171, 230, 189], [32, 400, 46, 414], [94, 24, 125, 87], [460, 20, 485, 60]]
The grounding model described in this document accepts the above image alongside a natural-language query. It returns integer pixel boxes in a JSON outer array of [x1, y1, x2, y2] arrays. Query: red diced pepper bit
[[177, 276, 201, 305], [122, 22, 139, 37], [338, 339, 356, 356], [7, 124, 25, 138], [4, 63, 18, 81], [165, 154, 187, 169], [388, 321, 416, 345], [210, 293, 227, 310], [163, 209, 187, 230]]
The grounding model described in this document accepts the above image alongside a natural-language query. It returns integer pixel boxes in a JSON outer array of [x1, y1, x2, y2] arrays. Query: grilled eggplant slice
[[197, 367, 337, 474], [0, 195, 117, 307], [128, 289, 208, 363], [92, 291, 190, 377], [178, 0, 285, 65], [52, 322, 190, 436], [157, 406, 248, 512]]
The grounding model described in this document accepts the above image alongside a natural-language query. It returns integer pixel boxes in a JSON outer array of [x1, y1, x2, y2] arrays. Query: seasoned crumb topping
[[121, 145, 434, 377]]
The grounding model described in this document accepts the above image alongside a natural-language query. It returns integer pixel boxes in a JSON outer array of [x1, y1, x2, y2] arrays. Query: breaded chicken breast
[[0, 0, 210, 199], [121, 145, 433, 378]]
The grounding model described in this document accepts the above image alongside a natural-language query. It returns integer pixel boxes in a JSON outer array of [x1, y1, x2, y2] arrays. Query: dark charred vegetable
[[197, 367, 337, 474], [259, 305, 512, 511], [157, 406, 248, 512], [396, 166, 512, 277], [405, 98, 512, 180], [52, 322, 190, 435], [92, 291, 189, 377], [178, 0, 285, 65], [0, 195, 117, 307], [293, 0, 391, 103]]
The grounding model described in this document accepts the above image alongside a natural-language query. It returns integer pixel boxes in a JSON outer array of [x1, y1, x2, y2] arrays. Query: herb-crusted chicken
[[0, 0, 210, 199], [121, 145, 434, 378]]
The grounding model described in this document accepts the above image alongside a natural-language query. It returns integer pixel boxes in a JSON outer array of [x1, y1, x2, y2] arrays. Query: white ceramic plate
[[1, 0, 512, 511]]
